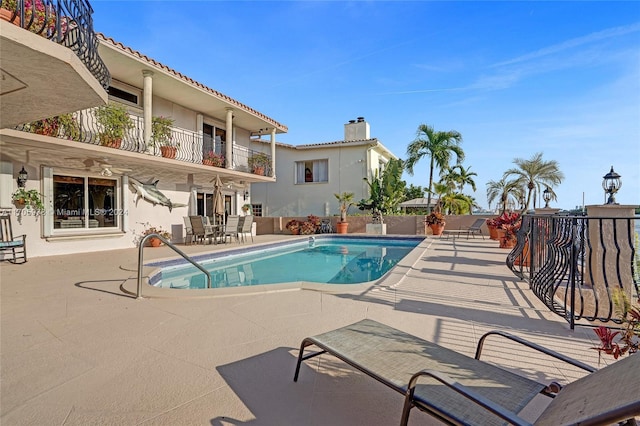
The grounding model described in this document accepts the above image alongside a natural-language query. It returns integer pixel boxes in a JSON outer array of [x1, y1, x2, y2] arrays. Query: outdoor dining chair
[[189, 216, 215, 244], [221, 215, 240, 243], [182, 216, 195, 245], [239, 215, 254, 243]]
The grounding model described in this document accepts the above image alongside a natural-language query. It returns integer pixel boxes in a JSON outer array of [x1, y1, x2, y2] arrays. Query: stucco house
[[250, 117, 397, 218], [0, 7, 286, 259]]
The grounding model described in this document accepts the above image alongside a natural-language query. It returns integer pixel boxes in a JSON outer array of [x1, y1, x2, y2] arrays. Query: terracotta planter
[[252, 166, 265, 176], [160, 146, 177, 159], [202, 159, 216, 166], [499, 234, 516, 249], [488, 224, 499, 240], [148, 237, 162, 247], [429, 223, 445, 236], [99, 136, 122, 149], [336, 222, 349, 234], [0, 8, 20, 26]]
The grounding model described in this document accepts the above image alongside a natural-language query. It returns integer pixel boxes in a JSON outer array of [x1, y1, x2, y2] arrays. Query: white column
[[225, 108, 233, 169], [142, 70, 154, 153], [270, 128, 276, 178]]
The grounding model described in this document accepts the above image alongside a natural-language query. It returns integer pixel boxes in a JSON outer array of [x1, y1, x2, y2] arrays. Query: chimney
[[344, 117, 370, 141]]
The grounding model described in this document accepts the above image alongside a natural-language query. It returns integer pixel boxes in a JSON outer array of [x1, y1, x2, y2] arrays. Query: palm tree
[[406, 124, 464, 212], [503, 152, 564, 212], [486, 177, 522, 214], [443, 164, 477, 193]]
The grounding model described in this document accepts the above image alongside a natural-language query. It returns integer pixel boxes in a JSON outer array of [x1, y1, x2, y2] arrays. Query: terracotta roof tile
[[97, 33, 287, 133]]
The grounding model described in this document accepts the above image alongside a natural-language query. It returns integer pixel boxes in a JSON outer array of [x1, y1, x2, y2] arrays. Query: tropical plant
[[404, 184, 425, 201], [359, 159, 406, 218], [24, 0, 59, 35], [486, 177, 523, 214], [592, 289, 639, 360], [443, 164, 477, 193], [140, 224, 171, 239], [28, 113, 79, 139], [405, 124, 464, 213], [95, 103, 134, 147], [151, 116, 174, 147], [204, 151, 225, 167], [11, 188, 45, 210], [334, 192, 354, 222], [285, 219, 301, 234], [424, 211, 445, 225], [503, 152, 564, 212], [248, 152, 269, 175]]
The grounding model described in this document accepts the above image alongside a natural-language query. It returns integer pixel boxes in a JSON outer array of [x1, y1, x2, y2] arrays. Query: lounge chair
[[461, 218, 486, 239], [294, 319, 640, 426], [0, 214, 27, 263]]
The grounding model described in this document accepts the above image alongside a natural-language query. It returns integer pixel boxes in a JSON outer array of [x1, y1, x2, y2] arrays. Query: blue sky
[[91, 1, 640, 210]]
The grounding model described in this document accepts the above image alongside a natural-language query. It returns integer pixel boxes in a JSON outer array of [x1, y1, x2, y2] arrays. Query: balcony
[[0, 0, 110, 128], [13, 107, 272, 177]]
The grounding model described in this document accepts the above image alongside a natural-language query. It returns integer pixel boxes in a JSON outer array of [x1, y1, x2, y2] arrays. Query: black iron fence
[[15, 107, 272, 176], [508, 214, 639, 328], [1, 0, 110, 89]]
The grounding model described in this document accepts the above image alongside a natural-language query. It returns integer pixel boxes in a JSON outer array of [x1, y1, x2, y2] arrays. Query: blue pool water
[[150, 236, 422, 289]]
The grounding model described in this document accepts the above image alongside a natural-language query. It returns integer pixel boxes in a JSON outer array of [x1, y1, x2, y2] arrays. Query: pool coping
[[121, 235, 432, 299]]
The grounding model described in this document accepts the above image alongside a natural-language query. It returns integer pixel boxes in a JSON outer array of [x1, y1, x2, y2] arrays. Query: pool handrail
[[136, 233, 212, 298]]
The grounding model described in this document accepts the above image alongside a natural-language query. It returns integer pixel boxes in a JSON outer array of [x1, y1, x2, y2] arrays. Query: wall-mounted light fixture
[[17, 166, 28, 188], [244, 190, 249, 200], [602, 166, 621, 205]]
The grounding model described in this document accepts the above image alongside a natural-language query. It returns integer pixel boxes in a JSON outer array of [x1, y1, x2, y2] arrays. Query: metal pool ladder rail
[[136, 233, 212, 298]]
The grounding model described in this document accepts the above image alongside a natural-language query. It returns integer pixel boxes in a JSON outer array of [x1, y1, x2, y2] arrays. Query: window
[[107, 86, 138, 106], [53, 174, 120, 230], [296, 160, 328, 184], [251, 204, 262, 217], [203, 124, 226, 159]]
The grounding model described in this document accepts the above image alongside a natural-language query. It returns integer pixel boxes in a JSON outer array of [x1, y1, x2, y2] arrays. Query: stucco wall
[[255, 215, 493, 236], [251, 143, 388, 217]]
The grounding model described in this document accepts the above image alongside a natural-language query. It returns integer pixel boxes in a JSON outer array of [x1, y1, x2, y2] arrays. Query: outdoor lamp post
[[543, 187, 552, 208], [602, 166, 621, 205], [17, 166, 28, 188]]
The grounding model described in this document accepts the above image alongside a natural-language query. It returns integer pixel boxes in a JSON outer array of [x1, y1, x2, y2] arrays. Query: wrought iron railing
[[14, 107, 272, 176], [0, 0, 110, 89], [508, 214, 639, 328]]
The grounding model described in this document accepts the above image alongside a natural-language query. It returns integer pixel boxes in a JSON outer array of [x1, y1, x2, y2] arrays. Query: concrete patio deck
[[1, 235, 608, 425]]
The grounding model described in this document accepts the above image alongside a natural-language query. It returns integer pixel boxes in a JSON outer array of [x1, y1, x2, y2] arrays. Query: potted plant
[[203, 151, 224, 167], [151, 116, 177, 158], [12, 188, 44, 210], [95, 103, 134, 149], [334, 192, 354, 234], [29, 113, 79, 139], [425, 211, 446, 236], [592, 289, 639, 360], [139, 223, 171, 247], [241, 204, 252, 214], [248, 152, 269, 175], [285, 219, 301, 235], [1, 0, 20, 25]]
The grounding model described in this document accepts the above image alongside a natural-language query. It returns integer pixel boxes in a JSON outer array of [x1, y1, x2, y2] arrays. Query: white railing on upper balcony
[[14, 107, 272, 176]]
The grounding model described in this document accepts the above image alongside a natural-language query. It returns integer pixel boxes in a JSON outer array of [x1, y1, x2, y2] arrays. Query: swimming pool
[[147, 235, 424, 292]]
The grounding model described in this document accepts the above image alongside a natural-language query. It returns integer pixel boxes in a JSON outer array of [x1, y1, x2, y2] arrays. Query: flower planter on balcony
[[0, 8, 20, 25], [160, 146, 177, 159], [99, 136, 122, 149]]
